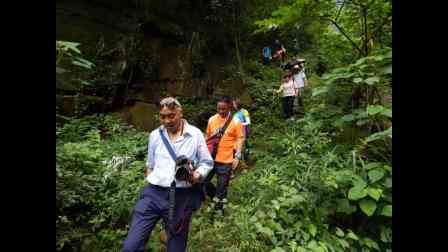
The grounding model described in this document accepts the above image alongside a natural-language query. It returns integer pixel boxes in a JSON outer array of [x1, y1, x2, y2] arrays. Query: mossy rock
[[126, 102, 158, 131]]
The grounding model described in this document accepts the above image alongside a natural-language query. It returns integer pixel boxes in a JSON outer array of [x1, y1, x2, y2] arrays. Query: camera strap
[[158, 128, 180, 237], [158, 127, 198, 238]]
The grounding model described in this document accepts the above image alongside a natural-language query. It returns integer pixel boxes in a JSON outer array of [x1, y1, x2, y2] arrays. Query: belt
[[149, 183, 191, 191]]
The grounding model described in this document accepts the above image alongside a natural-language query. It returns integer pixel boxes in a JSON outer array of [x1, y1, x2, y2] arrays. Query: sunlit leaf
[[359, 199, 377, 216]]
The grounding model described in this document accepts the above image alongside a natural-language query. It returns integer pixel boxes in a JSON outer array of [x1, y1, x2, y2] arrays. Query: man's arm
[[145, 133, 155, 177], [232, 121, 244, 169], [205, 117, 213, 139], [193, 130, 214, 182]]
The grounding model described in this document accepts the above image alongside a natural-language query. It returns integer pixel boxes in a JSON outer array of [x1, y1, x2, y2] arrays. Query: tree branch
[[334, 0, 346, 22], [319, 16, 364, 56]]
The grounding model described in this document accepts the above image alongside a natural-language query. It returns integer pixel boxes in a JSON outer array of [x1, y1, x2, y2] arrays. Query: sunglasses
[[159, 97, 181, 109]]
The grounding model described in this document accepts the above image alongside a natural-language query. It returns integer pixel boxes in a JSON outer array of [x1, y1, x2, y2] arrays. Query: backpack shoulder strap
[[220, 114, 233, 135]]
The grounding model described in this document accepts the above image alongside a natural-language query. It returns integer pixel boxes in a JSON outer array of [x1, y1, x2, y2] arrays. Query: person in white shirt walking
[[276, 72, 296, 119], [121, 97, 213, 252], [292, 62, 308, 112]]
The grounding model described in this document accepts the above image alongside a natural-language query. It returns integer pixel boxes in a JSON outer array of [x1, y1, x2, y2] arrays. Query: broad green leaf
[[367, 187, 383, 201], [384, 178, 392, 188], [72, 60, 92, 69], [383, 165, 392, 173], [340, 114, 355, 122], [56, 67, 68, 74], [312, 86, 329, 97], [336, 199, 357, 214], [258, 226, 274, 239], [381, 227, 392, 243], [381, 65, 392, 74], [311, 247, 325, 252], [373, 55, 385, 61], [380, 108, 392, 118], [270, 247, 286, 252], [337, 238, 350, 248], [57, 41, 81, 54], [356, 119, 370, 126], [308, 224, 317, 237], [365, 127, 392, 143], [385, 50, 392, 58], [368, 169, 385, 183], [359, 199, 377, 216], [367, 105, 385, 115], [354, 57, 369, 66], [363, 238, 380, 251], [364, 162, 382, 170], [336, 227, 345, 237], [365, 76, 380, 85], [346, 230, 358, 240], [348, 186, 367, 200], [353, 77, 363, 83], [307, 240, 325, 252], [352, 176, 367, 188], [381, 205, 392, 217]]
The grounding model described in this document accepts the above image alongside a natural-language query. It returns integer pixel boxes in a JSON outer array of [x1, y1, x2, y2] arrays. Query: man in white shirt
[[292, 63, 308, 111], [122, 97, 213, 252]]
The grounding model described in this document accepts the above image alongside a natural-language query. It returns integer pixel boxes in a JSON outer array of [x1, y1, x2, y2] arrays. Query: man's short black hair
[[218, 96, 233, 104]]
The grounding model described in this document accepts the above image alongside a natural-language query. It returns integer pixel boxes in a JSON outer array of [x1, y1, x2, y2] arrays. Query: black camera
[[175, 155, 194, 182]]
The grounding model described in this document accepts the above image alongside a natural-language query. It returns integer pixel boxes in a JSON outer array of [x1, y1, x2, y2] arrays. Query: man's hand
[[190, 171, 202, 184], [144, 167, 152, 177]]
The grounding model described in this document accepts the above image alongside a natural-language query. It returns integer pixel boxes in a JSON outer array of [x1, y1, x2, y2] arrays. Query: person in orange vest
[[204, 96, 244, 215]]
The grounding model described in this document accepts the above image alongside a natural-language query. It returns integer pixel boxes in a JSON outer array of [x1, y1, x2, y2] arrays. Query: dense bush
[[56, 115, 148, 251]]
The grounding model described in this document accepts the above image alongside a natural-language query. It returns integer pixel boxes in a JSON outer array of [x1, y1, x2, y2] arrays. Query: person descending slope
[[204, 96, 244, 215], [233, 98, 251, 162], [292, 59, 308, 113], [262, 46, 272, 65], [275, 72, 296, 119]]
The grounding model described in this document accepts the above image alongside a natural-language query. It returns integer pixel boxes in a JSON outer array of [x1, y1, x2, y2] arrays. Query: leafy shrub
[[56, 115, 148, 251]]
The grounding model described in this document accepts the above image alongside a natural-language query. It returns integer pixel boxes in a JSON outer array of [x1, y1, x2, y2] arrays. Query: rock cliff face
[[56, 0, 252, 131]]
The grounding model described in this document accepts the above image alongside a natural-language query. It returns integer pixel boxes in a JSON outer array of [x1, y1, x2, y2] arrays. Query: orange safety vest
[[206, 113, 243, 164]]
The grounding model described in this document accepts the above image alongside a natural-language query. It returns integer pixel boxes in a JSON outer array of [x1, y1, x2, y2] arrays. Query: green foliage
[[56, 40, 95, 89], [56, 115, 148, 251]]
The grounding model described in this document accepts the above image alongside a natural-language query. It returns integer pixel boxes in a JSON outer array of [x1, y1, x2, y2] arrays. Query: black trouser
[[297, 87, 304, 108], [203, 162, 232, 212], [282, 96, 294, 118]]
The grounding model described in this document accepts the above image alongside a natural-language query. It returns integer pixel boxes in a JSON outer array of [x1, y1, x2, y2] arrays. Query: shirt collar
[[160, 119, 194, 137], [181, 120, 194, 137]]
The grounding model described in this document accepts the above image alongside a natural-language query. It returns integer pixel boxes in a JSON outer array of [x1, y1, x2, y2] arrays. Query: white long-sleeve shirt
[[146, 120, 214, 187]]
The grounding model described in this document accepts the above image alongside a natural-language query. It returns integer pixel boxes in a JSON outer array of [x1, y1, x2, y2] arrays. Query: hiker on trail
[[272, 39, 286, 63], [204, 96, 244, 215], [233, 98, 251, 161], [292, 60, 308, 112], [121, 97, 213, 252], [262, 46, 272, 65], [275, 72, 296, 119]]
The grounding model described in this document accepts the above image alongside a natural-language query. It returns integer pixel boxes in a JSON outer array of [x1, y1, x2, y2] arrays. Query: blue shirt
[[234, 109, 250, 126], [146, 120, 214, 187], [263, 47, 271, 58]]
